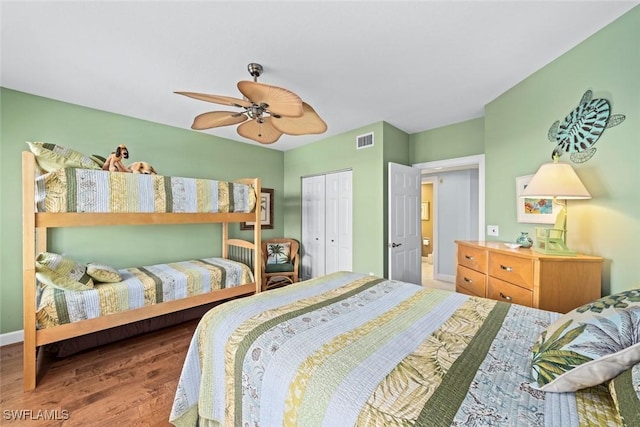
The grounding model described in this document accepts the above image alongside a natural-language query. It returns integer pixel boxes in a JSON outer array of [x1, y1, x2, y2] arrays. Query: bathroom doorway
[[420, 182, 434, 280], [415, 154, 485, 286]]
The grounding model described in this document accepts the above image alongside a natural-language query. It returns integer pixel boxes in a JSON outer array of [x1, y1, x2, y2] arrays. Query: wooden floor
[[0, 320, 199, 426]]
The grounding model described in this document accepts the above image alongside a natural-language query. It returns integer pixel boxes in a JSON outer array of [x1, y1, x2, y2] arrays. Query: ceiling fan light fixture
[[247, 63, 263, 81], [176, 63, 326, 144]]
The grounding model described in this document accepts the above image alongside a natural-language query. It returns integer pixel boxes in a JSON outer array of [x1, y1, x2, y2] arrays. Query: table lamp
[[520, 157, 591, 255]]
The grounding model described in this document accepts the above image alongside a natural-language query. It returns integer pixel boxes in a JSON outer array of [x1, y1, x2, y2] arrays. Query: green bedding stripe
[[164, 176, 173, 212], [198, 259, 227, 289], [233, 277, 386, 424], [416, 301, 511, 426], [228, 182, 234, 212], [65, 167, 77, 212], [53, 288, 71, 325], [612, 368, 640, 427], [138, 267, 164, 304]]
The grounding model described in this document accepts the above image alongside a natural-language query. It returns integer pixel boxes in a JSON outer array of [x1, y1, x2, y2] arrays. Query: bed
[[22, 147, 263, 391], [170, 271, 640, 427]]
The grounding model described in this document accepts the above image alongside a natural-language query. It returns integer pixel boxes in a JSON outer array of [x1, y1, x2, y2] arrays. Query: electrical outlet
[[487, 225, 499, 236]]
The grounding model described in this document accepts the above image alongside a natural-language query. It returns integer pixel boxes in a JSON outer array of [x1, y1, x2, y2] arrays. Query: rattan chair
[[261, 238, 299, 289]]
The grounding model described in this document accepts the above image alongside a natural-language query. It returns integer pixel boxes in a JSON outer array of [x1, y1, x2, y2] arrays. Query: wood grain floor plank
[[0, 320, 198, 426]]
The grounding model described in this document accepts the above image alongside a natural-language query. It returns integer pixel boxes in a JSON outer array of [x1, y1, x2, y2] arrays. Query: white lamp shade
[[521, 162, 591, 199]]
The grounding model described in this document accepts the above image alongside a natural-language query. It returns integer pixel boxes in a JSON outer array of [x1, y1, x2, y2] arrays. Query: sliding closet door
[[301, 175, 326, 280], [325, 171, 352, 274]]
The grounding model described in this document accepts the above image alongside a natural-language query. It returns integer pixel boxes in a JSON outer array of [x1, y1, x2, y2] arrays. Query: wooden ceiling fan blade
[[175, 91, 252, 108], [191, 111, 248, 130], [237, 117, 282, 144], [237, 81, 304, 118], [271, 102, 328, 135]]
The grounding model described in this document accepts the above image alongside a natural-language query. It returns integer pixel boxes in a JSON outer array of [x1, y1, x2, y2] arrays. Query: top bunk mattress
[[35, 167, 257, 214]]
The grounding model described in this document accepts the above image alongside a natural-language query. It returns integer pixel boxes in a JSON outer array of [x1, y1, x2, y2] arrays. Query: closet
[[301, 170, 353, 280]]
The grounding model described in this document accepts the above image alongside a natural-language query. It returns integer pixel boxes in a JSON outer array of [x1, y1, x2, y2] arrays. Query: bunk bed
[[22, 150, 263, 391]]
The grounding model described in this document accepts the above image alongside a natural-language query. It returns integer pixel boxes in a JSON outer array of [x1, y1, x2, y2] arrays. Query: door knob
[[390, 242, 402, 248]]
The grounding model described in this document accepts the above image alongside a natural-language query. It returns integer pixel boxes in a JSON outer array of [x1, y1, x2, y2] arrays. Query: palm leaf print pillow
[[531, 288, 640, 392], [267, 243, 290, 265]]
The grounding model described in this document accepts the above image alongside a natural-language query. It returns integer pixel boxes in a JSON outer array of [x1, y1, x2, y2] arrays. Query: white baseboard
[[435, 273, 455, 283], [0, 330, 24, 347]]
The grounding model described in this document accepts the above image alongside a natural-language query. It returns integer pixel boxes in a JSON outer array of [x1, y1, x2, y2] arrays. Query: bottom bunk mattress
[[36, 257, 254, 329], [170, 271, 621, 427]]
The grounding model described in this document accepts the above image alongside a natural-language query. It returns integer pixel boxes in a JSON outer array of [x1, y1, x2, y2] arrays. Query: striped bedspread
[[35, 167, 256, 213], [169, 271, 621, 427], [36, 257, 254, 329]]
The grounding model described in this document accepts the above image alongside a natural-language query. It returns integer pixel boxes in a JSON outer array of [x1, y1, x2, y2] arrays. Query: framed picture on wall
[[241, 188, 274, 230], [421, 202, 430, 220], [515, 175, 556, 224]]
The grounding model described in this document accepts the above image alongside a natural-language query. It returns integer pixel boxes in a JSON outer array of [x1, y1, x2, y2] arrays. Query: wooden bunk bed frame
[[21, 151, 262, 391]]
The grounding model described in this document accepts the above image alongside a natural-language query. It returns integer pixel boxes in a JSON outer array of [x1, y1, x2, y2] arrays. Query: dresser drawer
[[487, 277, 533, 307], [457, 245, 487, 274], [456, 265, 486, 297], [488, 252, 534, 289]]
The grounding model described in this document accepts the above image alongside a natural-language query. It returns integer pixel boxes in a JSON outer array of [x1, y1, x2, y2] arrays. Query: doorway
[[420, 181, 434, 276], [413, 155, 485, 283]]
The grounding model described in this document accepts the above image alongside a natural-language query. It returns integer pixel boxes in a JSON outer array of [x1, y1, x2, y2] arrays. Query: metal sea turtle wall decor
[[548, 90, 625, 163]]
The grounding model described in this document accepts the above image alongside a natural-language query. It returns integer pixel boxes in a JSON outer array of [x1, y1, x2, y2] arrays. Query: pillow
[[87, 263, 122, 283], [35, 267, 93, 291], [36, 252, 94, 288], [89, 154, 107, 168], [609, 363, 640, 427], [530, 289, 640, 392], [266, 242, 290, 265], [26, 141, 102, 172]]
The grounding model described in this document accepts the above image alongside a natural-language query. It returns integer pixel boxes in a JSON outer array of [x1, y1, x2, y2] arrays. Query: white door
[[301, 175, 326, 280], [325, 171, 352, 274], [388, 162, 421, 284]]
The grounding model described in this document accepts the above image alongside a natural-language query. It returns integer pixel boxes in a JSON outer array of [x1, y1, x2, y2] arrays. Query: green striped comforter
[[170, 271, 621, 427], [36, 257, 253, 328], [35, 167, 256, 213]]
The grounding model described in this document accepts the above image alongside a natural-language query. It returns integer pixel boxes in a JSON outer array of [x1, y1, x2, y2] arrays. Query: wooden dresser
[[455, 241, 602, 313]]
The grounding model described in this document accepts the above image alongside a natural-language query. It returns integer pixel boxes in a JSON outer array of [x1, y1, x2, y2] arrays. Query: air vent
[[356, 132, 374, 149]]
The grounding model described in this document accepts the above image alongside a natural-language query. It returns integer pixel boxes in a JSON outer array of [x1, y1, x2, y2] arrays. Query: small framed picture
[[241, 188, 274, 230], [421, 201, 430, 221], [515, 175, 556, 224]]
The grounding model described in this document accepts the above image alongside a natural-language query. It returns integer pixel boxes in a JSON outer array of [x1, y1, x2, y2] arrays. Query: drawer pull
[[500, 264, 513, 272], [464, 255, 474, 260], [499, 292, 513, 302], [463, 277, 473, 283]]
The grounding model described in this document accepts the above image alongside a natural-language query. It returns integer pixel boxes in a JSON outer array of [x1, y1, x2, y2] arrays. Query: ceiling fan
[[175, 63, 327, 144]]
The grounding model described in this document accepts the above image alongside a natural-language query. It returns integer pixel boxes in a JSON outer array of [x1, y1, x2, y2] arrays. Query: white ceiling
[[1, 1, 637, 151]]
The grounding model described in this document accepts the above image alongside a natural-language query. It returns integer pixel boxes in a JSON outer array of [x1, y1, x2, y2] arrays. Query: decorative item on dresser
[[455, 241, 602, 313], [519, 157, 592, 255]]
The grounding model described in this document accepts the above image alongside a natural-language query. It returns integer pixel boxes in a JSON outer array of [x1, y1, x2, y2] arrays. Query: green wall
[[483, 7, 639, 295], [284, 122, 388, 277], [0, 88, 284, 334], [410, 117, 485, 163]]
